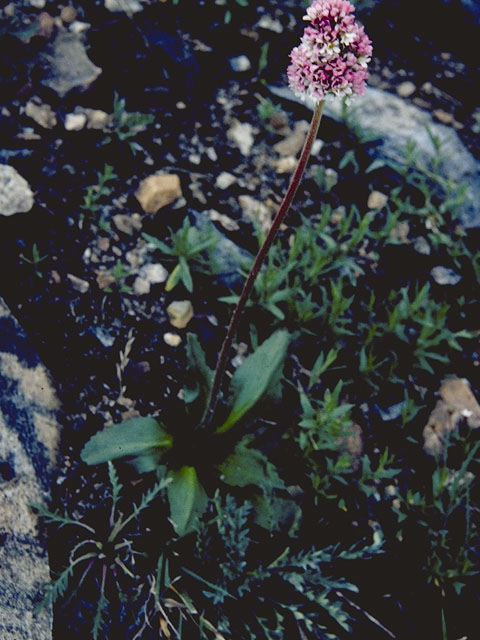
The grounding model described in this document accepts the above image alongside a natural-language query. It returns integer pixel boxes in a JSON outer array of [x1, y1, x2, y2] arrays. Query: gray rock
[[192, 211, 252, 288], [229, 55, 251, 73], [0, 165, 34, 216], [40, 31, 102, 97], [268, 85, 480, 227], [0, 297, 60, 640], [431, 265, 462, 285]]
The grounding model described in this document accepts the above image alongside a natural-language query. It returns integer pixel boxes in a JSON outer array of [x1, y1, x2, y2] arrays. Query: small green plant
[[19, 243, 48, 278], [256, 96, 285, 132], [143, 217, 217, 292], [103, 260, 133, 294], [81, 330, 292, 537], [191, 491, 384, 638], [103, 93, 154, 152], [33, 464, 171, 639], [393, 430, 480, 595], [80, 164, 117, 228]]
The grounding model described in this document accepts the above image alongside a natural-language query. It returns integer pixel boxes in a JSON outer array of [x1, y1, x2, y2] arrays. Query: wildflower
[[287, 0, 372, 103]]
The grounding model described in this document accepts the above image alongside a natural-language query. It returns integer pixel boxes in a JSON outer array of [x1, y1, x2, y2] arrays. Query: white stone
[[64, 112, 87, 131], [69, 20, 90, 34], [208, 209, 239, 231], [367, 190, 388, 210], [84, 108, 110, 129], [256, 15, 283, 33], [431, 266, 462, 285], [163, 332, 182, 347], [206, 147, 218, 162], [272, 156, 296, 174], [396, 81, 416, 98], [273, 120, 310, 156], [66, 273, 89, 293], [25, 99, 57, 129], [229, 55, 251, 72], [133, 276, 151, 296], [227, 120, 255, 156], [215, 171, 236, 190], [413, 236, 431, 255], [238, 195, 273, 233], [0, 165, 34, 216], [139, 263, 168, 284]]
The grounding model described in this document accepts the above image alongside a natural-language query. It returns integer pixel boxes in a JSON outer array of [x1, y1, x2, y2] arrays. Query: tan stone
[[367, 190, 388, 210], [423, 378, 480, 455], [135, 174, 182, 214], [25, 98, 57, 129], [273, 120, 309, 156], [166, 300, 194, 329]]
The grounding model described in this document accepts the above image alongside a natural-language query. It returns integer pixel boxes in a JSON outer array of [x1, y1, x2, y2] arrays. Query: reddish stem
[[203, 99, 325, 427]]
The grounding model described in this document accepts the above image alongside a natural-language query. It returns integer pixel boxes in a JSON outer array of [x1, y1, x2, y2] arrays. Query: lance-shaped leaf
[[81, 416, 173, 472], [216, 330, 290, 434], [167, 466, 208, 537], [183, 333, 213, 410]]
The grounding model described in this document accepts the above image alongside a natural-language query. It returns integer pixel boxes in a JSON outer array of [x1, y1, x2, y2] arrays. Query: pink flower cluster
[[287, 0, 372, 103]]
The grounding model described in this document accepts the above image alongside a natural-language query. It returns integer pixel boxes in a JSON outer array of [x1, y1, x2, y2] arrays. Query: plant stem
[[204, 99, 325, 426]]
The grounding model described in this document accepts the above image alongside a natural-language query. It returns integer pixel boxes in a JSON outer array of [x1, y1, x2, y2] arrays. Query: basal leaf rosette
[[287, 0, 372, 103]]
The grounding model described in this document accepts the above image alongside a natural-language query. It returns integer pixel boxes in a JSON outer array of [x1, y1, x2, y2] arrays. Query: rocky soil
[[1, 0, 480, 638]]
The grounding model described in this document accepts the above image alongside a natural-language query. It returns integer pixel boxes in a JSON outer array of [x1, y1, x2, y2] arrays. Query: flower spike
[[287, 0, 372, 103]]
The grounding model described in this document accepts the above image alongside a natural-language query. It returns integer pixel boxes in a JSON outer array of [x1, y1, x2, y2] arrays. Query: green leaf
[[167, 466, 208, 536], [142, 232, 175, 255], [179, 256, 193, 292], [184, 333, 213, 411], [219, 439, 284, 491], [216, 330, 290, 434], [165, 263, 181, 291], [81, 416, 173, 467]]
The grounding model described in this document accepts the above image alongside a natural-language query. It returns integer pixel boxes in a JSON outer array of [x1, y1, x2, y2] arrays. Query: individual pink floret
[[287, 0, 373, 102]]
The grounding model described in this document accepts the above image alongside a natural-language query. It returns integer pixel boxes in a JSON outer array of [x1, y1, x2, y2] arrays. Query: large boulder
[[0, 297, 60, 640], [270, 85, 480, 227]]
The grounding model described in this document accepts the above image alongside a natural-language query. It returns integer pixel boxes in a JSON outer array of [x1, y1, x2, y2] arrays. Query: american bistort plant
[[39, 3, 383, 637]]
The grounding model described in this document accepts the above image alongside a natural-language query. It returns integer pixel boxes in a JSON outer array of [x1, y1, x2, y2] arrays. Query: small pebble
[[256, 15, 283, 33], [367, 190, 388, 210], [272, 156, 296, 174], [206, 147, 218, 162], [67, 273, 89, 293], [69, 21, 90, 34], [113, 213, 142, 235], [215, 171, 236, 190], [431, 266, 461, 285], [413, 236, 431, 255], [166, 300, 194, 329], [227, 120, 255, 156], [60, 5, 77, 22], [396, 81, 416, 98], [229, 55, 251, 72], [133, 276, 151, 295], [163, 332, 182, 347], [139, 263, 168, 284], [433, 109, 454, 125], [64, 112, 87, 131]]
